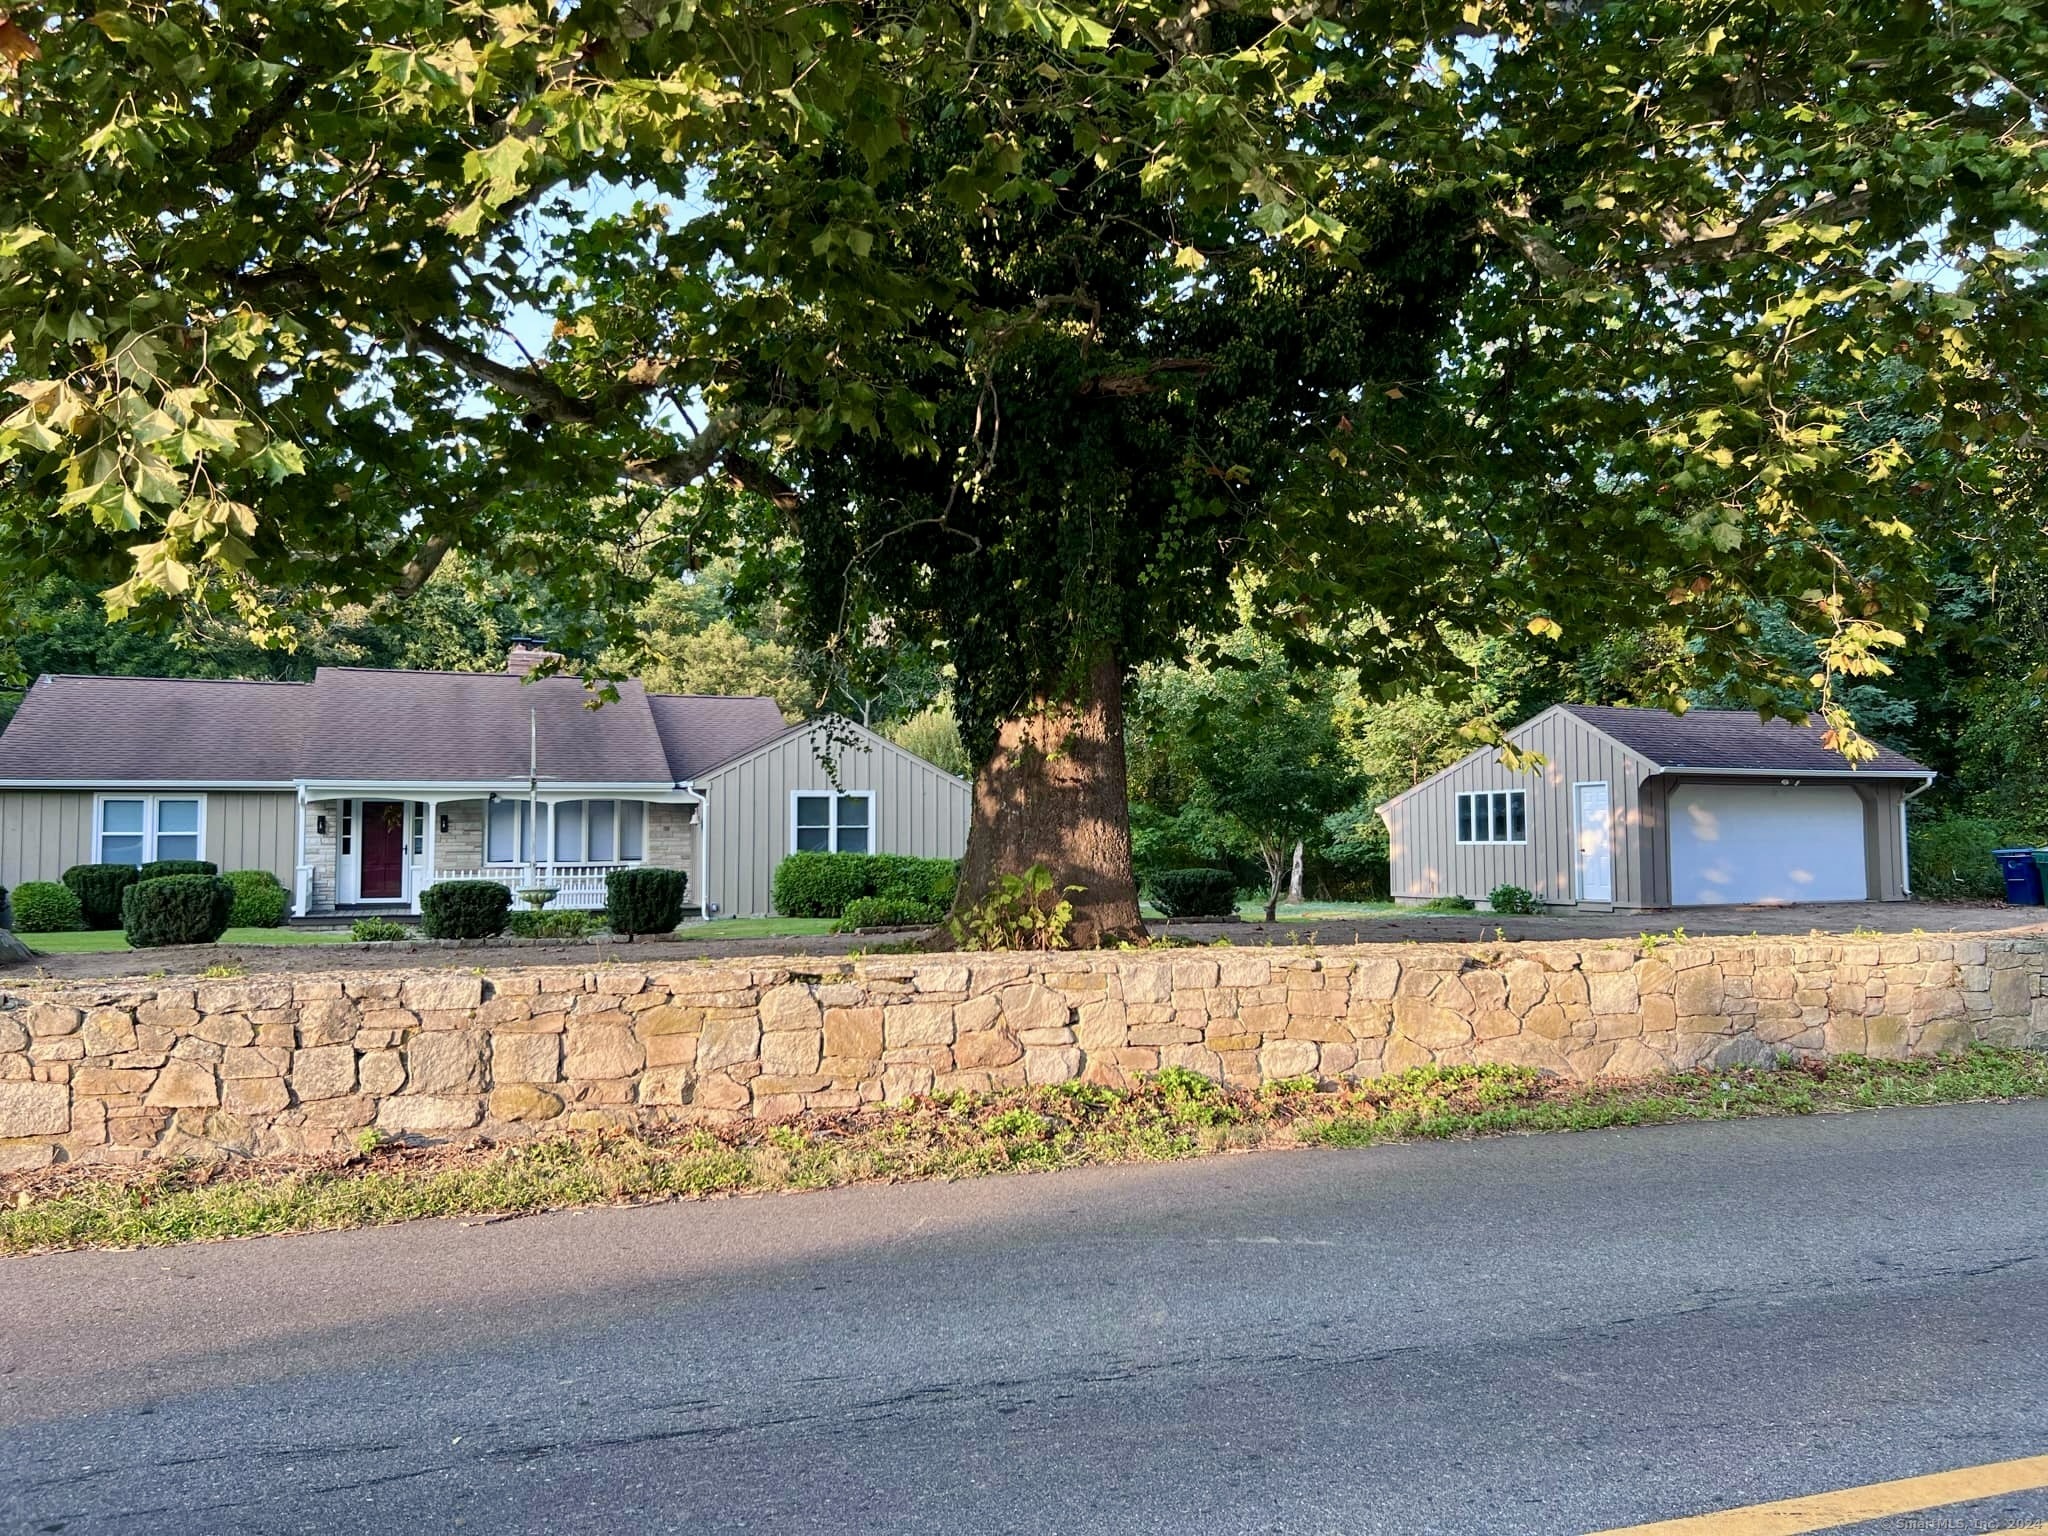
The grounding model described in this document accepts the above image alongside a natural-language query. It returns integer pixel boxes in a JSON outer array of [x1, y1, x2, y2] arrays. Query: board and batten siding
[[696, 724, 971, 918], [0, 790, 301, 894], [1379, 709, 1658, 908], [204, 791, 298, 886], [0, 790, 96, 893]]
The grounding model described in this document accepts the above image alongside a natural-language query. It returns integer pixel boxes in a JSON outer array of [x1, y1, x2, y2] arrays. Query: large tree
[[3, 0, 2045, 940]]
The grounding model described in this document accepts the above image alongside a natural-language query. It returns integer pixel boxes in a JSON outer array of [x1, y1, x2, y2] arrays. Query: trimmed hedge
[[605, 867, 688, 936], [1147, 867, 1240, 919], [9, 881, 84, 933], [62, 864, 138, 930], [832, 894, 945, 932], [140, 858, 218, 882], [419, 880, 512, 940], [225, 869, 291, 928], [772, 852, 960, 918], [122, 874, 234, 948]]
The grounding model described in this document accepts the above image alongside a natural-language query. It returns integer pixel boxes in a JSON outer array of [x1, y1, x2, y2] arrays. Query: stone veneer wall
[[1, 934, 2043, 1169]]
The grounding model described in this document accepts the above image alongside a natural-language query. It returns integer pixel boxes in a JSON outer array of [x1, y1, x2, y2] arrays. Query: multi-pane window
[[1456, 790, 1527, 845], [489, 800, 647, 865], [412, 803, 426, 855], [793, 792, 872, 854], [96, 796, 202, 867]]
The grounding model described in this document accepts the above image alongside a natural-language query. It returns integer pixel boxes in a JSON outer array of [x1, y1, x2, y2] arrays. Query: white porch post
[[416, 797, 439, 916], [291, 788, 309, 918]]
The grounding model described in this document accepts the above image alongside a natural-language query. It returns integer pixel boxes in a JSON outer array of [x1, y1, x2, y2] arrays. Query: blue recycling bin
[[1993, 849, 2044, 906]]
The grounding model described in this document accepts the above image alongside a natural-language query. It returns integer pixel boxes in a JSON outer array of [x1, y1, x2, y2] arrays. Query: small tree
[[1144, 647, 1362, 922]]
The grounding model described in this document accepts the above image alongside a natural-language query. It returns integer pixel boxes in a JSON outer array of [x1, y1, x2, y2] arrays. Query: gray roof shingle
[[0, 668, 794, 786], [646, 695, 790, 780], [0, 675, 310, 782], [302, 669, 676, 784], [1558, 705, 1930, 775]]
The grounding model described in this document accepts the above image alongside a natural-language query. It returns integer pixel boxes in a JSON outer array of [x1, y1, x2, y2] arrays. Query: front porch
[[291, 789, 701, 918]]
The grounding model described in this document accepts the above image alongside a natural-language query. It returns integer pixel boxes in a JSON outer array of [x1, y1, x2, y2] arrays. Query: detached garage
[[1378, 705, 1934, 911]]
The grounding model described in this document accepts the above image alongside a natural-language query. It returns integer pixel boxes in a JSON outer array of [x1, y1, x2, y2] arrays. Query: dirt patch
[[6, 901, 2039, 983]]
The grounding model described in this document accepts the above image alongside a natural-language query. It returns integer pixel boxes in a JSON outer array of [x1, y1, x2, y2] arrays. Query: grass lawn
[[24, 927, 352, 955], [672, 917, 837, 941], [1238, 899, 1402, 923], [7, 1047, 2045, 1255]]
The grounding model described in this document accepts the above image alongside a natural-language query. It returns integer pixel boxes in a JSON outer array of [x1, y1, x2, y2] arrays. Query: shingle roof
[[0, 667, 794, 786], [1559, 705, 1931, 775], [0, 675, 310, 782], [646, 694, 790, 780]]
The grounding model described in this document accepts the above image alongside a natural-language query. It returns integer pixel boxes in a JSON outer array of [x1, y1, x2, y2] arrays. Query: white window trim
[[92, 792, 208, 867], [1455, 789, 1528, 847], [789, 789, 876, 854]]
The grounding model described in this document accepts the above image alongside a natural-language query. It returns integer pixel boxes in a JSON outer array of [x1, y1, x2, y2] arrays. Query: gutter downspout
[[684, 781, 711, 921], [1901, 773, 1935, 899]]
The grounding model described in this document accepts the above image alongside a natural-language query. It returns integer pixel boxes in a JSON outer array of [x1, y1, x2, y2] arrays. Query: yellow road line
[[1586, 1452, 2048, 1535]]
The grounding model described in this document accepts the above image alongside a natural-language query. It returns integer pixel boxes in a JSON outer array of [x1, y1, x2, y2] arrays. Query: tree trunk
[[951, 652, 1144, 947], [1262, 843, 1287, 924], [1288, 840, 1305, 904]]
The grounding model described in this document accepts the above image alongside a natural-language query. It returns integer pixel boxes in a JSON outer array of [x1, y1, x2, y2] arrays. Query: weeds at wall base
[[5, 1047, 2045, 1256]]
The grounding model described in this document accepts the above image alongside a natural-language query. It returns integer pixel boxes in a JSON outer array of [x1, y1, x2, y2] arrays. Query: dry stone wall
[[2, 933, 2044, 1169]]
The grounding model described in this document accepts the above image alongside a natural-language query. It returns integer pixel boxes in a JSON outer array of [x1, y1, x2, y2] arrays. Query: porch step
[[294, 907, 422, 928]]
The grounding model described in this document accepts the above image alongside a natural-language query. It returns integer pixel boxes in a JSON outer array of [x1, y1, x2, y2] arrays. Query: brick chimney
[[505, 637, 564, 676]]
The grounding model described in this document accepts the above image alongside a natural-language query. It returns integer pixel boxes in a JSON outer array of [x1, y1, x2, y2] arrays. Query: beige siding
[[0, 790, 95, 891], [697, 724, 971, 917], [1384, 707, 1925, 910], [205, 792, 298, 885], [1379, 709, 1658, 909], [1869, 780, 1911, 901]]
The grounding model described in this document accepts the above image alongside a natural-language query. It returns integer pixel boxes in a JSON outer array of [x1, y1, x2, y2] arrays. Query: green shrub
[[605, 866, 687, 936], [947, 865, 1079, 951], [1148, 867, 1240, 919], [62, 864, 138, 930], [1415, 894, 1477, 913], [350, 917, 410, 942], [121, 875, 234, 948], [1487, 884, 1541, 915], [832, 894, 944, 932], [9, 881, 83, 933], [508, 908, 603, 939], [224, 869, 290, 928], [419, 880, 512, 940], [772, 852, 876, 917], [869, 854, 960, 909], [140, 858, 217, 882], [1910, 814, 2022, 901], [772, 852, 959, 917]]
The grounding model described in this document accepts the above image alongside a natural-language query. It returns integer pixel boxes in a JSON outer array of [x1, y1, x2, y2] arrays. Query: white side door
[[1574, 781, 1614, 903]]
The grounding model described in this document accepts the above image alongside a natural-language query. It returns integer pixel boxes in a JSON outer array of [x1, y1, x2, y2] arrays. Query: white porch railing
[[432, 864, 634, 911]]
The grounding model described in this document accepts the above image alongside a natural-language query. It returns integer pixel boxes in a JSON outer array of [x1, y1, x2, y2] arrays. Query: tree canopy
[[3, 0, 2045, 935]]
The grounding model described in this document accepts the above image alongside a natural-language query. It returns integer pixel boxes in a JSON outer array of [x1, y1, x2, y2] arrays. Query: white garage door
[[1668, 784, 1869, 906]]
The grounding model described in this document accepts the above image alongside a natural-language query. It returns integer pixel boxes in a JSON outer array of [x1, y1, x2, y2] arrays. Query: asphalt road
[[3, 1104, 2046, 1534]]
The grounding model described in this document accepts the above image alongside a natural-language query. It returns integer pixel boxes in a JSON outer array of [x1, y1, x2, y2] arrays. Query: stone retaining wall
[[3, 933, 2044, 1169]]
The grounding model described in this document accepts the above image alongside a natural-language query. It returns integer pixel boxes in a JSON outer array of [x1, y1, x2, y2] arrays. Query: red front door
[[360, 800, 407, 900]]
